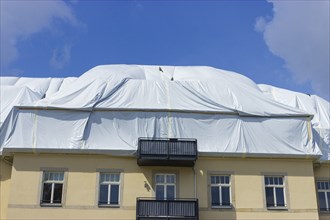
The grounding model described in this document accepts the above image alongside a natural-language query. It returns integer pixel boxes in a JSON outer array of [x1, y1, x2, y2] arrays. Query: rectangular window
[[317, 181, 330, 212], [210, 175, 231, 208], [41, 171, 64, 205], [264, 176, 286, 208], [155, 174, 176, 200], [99, 173, 120, 206]]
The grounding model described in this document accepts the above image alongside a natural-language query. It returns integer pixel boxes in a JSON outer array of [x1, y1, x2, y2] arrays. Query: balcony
[[137, 138, 198, 167], [136, 198, 199, 220]]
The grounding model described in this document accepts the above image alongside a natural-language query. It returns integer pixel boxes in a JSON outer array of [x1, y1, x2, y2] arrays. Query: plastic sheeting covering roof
[[0, 65, 329, 161]]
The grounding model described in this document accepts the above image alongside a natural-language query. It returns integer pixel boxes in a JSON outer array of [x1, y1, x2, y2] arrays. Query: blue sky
[[1, 0, 329, 100]]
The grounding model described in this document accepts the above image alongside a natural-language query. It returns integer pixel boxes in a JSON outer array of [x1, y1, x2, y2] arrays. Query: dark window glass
[[52, 184, 63, 203], [211, 176, 216, 184], [110, 185, 119, 205], [211, 186, 220, 206], [318, 192, 327, 211], [156, 185, 164, 200], [42, 183, 52, 203], [221, 187, 230, 206], [99, 185, 108, 204], [275, 188, 285, 206], [166, 185, 175, 200], [220, 176, 225, 184], [224, 176, 230, 184], [278, 177, 283, 185], [265, 187, 274, 207], [265, 177, 269, 185]]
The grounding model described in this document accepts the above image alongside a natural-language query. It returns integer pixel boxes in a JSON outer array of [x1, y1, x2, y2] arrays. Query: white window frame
[[155, 173, 176, 200], [317, 180, 330, 212], [40, 171, 65, 206], [264, 176, 287, 209], [210, 175, 232, 208], [98, 173, 121, 207]]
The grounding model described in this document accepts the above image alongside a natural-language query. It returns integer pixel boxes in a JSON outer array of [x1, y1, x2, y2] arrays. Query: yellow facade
[[0, 153, 329, 219], [0, 158, 12, 220]]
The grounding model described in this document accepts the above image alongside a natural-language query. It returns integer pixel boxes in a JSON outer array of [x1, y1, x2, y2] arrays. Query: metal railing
[[136, 198, 199, 220], [137, 138, 197, 166]]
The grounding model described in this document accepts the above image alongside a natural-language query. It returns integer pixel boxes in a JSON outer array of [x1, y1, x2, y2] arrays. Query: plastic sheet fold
[[0, 65, 328, 160]]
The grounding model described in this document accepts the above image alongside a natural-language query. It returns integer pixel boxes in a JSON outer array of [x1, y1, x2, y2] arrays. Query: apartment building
[[0, 65, 329, 220]]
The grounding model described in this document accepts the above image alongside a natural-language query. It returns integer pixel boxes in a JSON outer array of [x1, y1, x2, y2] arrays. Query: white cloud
[[256, 1, 330, 100], [0, 0, 79, 69], [50, 45, 72, 69]]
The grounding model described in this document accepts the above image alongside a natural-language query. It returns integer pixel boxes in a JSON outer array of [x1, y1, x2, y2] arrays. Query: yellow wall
[[4, 153, 321, 220], [0, 158, 12, 220]]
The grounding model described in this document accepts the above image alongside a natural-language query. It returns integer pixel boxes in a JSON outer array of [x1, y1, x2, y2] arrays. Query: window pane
[[156, 175, 164, 184], [278, 177, 283, 185], [318, 192, 327, 211], [53, 184, 63, 203], [100, 174, 105, 183], [110, 185, 119, 205], [99, 185, 108, 204], [265, 187, 274, 207], [275, 187, 285, 206], [274, 177, 279, 185], [265, 177, 269, 185], [156, 185, 164, 200], [43, 172, 49, 181], [166, 185, 175, 199], [59, 173, 64, 181], [114, 174, 120, 182], [211, 186, 220, 206], [42, 183, 52, 203], [224, 176, 230, 184], [211, 176, 216, 184], [166, 175, 175, 184], [221, 187, 230, 206], [269, 177, 273, 185], [317, 182, 322, 189], [220, 176, 225, 184]]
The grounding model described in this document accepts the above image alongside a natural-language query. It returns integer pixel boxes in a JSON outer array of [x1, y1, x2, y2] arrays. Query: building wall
[[5, 153, 320, 220], [314, 163, 330, 220], [0, 158, 12, 220]]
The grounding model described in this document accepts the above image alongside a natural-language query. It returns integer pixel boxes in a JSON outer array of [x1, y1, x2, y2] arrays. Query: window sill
[[40, 203, 62, 208], [319, 211, 330, 214], [211, 205, 233, 209], [98, 204, 120, 208], [267, 206, 288, 211]]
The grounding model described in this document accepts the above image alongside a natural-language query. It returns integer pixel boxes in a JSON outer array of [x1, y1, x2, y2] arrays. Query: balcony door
[[155, 173, 176, 200]]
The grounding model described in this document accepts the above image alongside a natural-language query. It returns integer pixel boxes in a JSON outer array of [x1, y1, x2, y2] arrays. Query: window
[[41, 171, 64, 205], [317, 181, 330, 212], [210, 175, 231, 208], [99, 173, 121, 206], [264, 176, 286, 208], [155, 174, 176, 200]]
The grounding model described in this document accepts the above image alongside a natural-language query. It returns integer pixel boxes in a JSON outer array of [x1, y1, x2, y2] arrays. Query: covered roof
[[0, 65, 328, 160]]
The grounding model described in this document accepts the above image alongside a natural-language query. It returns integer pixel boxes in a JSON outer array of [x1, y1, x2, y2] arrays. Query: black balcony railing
[[136, 198, 199, 220], [137, 138, 198, 166]]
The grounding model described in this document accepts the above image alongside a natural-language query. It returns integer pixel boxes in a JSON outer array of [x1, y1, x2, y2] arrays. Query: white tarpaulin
[[0, 65, 328, 160]]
